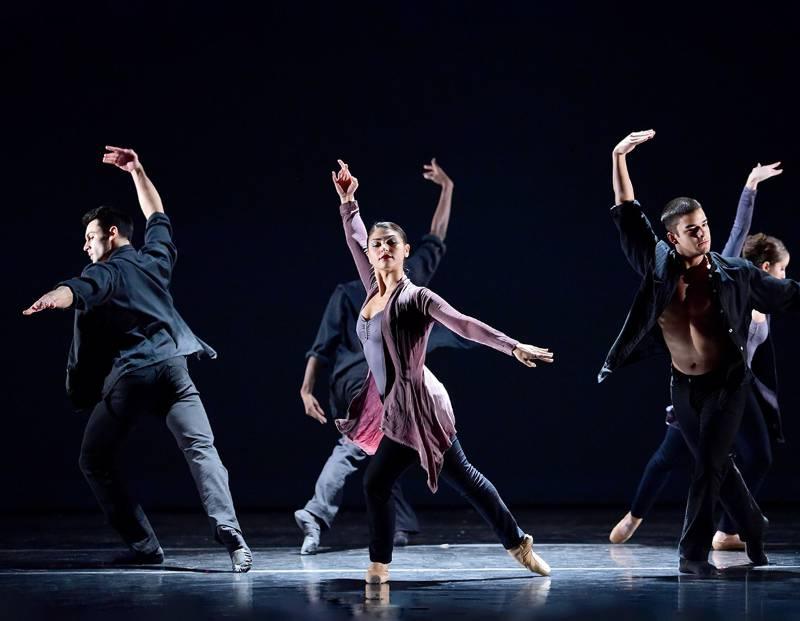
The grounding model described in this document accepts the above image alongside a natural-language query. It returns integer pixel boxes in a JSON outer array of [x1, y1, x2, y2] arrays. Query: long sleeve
[[721, 187, 756, 258], [419, 288, 518, 355], [140, 212, 177, 283], [610, 200, 659, 277], [749, 265, 800, 314], [306, 285, 346, 367], [340, 201, 374, 292], [406, 234, 446, 286], [59, 262, 117, 311]]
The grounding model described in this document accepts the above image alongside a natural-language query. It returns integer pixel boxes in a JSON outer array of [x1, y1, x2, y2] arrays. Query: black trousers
[[670, 367, 766, 561], [79, 357, 241, 554], [363, 436, 524, 563], [630, 388, 772, 534]]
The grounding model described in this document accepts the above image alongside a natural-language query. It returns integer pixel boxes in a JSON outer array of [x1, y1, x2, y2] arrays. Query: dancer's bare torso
[[657, 259, 732, 375]]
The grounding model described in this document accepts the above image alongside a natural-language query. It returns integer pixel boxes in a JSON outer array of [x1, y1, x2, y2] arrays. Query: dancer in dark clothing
[[601, 129, 799, 575], [331, 159, 553, 584], [296, 159, 473, 554], [23, 147, 252, 572], [609, 163, 786, 550]]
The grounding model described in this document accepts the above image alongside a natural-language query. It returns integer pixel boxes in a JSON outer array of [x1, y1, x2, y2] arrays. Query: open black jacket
[[598, 201, 800, 441]]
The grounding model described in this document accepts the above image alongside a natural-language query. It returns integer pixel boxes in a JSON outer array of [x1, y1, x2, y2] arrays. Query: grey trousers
[[304, 435, 419, 533], [79, 357, 241, 554]]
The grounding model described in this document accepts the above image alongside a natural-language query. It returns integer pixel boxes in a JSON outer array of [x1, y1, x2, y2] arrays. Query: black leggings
[[363, 436, 524, 563]]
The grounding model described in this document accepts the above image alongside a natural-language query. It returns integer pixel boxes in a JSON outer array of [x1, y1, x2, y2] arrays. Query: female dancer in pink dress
[[331, 160, 554, 584]]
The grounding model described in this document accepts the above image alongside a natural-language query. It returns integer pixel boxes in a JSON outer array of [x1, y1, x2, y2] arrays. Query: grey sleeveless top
[[747, 319, 769, 368], [356, 310, 387, 397]]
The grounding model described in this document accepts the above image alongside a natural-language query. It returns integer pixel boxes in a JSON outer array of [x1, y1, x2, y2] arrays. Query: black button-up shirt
[[599, 201, 800, 383], [60, 213, 215, 408]]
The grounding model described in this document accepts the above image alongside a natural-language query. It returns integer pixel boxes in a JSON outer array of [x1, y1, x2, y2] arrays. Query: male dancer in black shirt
[[23, 147, 252, 572], [601, 130, 800, 575]]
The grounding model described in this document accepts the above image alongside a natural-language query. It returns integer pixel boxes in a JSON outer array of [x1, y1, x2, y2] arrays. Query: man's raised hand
[[103, 146, 142, 173], [613, 130, 656, 156], [422, 158, 453, 189], [332, 159, 358, 203]]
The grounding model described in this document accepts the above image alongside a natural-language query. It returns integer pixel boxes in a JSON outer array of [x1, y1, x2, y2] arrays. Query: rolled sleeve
[[59, 262, 116, 310], [406, 234, 447, 286], [142, 213, 177, 278]]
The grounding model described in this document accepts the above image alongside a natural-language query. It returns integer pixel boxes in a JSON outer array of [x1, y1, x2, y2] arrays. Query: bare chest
[[658, 270, 726, 341]]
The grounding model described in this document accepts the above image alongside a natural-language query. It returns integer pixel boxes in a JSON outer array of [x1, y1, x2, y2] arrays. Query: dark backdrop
[[4, 3, 800, 512]]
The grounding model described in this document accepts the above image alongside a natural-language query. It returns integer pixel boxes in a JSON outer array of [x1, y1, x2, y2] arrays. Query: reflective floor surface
[[2, 508, 799, 620]]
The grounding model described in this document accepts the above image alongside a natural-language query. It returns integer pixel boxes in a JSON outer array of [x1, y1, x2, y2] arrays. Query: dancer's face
[[82, 219, 115, 263], [762, 255, 790, 279], [367, 227, 410, 273], [667, 208, 711, 259]]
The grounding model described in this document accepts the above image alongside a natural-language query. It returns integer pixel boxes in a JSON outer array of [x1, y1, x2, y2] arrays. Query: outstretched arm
[[420, 288, 554, 367], [333, 159, 373, 291], [423, 158, 454, 240], [103, 147, 165, 219], [722, 162, 782, 258], [22, 286, 74, 316]]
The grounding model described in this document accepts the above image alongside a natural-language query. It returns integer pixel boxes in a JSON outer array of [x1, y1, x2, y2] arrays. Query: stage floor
[[2, 508, 799, 620]]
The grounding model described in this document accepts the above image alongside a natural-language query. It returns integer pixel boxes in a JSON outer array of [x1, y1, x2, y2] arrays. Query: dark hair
[[81, 205, 134, 240], [660, 197, 703, 234], [743, 233, 789, 267], [369, 221, 408, 244]]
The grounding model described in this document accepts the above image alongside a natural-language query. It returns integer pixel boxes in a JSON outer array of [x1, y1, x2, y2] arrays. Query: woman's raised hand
[[612, 130, 655, 156], [332, 159, 359, 203], [512, 344, 554, 368], [746, 162, 782, 190]]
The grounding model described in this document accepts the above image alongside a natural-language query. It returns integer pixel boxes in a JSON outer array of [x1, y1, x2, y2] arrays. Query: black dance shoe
[[678, 557, 720, 576], [745, 539, 769, 566], [110, 546, 165, 565]]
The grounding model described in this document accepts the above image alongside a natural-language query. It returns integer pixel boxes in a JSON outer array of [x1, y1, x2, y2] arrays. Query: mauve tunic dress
[[335, 201, 521, 492]]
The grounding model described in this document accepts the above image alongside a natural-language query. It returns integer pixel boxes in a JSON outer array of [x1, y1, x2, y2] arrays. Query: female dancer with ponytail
[[331, 159, 554, 584]]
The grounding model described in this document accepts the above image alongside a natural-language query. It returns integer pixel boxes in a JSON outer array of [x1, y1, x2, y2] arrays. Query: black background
[[5, 3, 800, 512]]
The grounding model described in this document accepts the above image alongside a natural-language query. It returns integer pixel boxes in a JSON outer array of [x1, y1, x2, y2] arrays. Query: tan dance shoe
[[508, 534, 551, 576], [712, 531, 746, 551], [365, 562, 390, 584], [609, 512, 642, 544]]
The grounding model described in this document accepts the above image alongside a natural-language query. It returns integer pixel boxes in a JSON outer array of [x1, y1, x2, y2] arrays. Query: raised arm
[[610, 130, 659, 276], [405, 159, 453, 286], [423, 158, 454, 240], [612, 130, 654, 204], [722, 162, 782, 258], [103, 147, 165, 219], [419, 288, 554, 367], [333, 159, 373, 291]]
